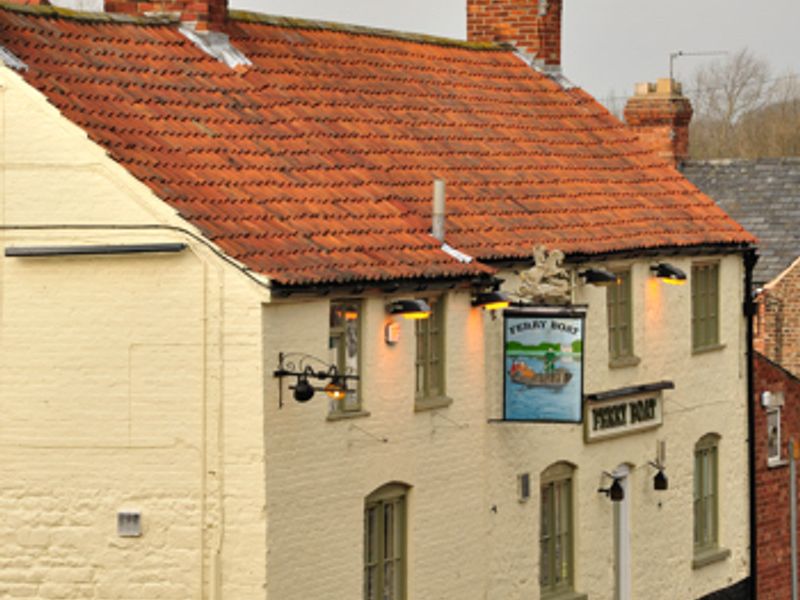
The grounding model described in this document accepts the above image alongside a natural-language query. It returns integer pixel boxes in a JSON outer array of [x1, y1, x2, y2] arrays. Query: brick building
[[681, 133, 800, 599], [753, 353, 800, 600], [0, 0, 755, 598]]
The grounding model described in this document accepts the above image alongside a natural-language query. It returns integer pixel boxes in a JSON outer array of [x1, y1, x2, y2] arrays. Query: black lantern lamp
[[653, 469, 669, 491], [292, 374, 315, 403], [274, 353, 359, 407], [649, 461, 668, 491], [387, 299, 431, 320], [598, 472, 625, 502], [324, 376, 347, 401], [579, 268, 618, 286], [651, 263, 687, 285], [472, 290, 511, 311]]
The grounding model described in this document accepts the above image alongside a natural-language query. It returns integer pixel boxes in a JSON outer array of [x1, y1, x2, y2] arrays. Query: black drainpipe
[[744, 247, 758, 599]]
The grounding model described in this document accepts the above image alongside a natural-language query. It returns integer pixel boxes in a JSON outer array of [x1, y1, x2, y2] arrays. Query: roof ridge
[[227, 10, 505, 52], [0, 3, 509, 51], [0, 1, 177, 24], [684, 157, 800, 166]]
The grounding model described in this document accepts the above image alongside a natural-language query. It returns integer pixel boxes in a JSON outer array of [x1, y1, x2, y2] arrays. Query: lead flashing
[[0, 45, 27, 72], [179, 24, 251, 69]]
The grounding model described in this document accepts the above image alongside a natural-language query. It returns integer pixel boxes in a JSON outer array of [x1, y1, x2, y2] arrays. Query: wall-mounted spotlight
[[651, 263, 686, 285], [472, 291, 511, 311], [274, 353, 358, 408], [387, 299, 431, 320], [579, 268, 618, 286], [649, 461, 668, 491], [598, 471, 624, 502]]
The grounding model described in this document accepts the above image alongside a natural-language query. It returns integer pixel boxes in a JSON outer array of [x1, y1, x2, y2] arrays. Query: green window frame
[[540, 462, 575, 597], [692, 263, 720, 351], [329, 300, 362, 414], [606, 269, 636, 364], [693, 434, 720, 555], [415, 296, 445, 406], [364, 484, 407, 600]]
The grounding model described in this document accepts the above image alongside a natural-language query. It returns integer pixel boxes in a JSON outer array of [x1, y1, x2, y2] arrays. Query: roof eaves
[[227, 9, 506, 51]]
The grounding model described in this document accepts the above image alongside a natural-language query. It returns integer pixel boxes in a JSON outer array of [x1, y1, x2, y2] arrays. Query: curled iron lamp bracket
[[274, 352, 359, 408], [597, 471, 625, 502]]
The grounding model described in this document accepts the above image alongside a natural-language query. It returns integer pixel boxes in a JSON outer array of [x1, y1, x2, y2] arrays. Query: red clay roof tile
[[0, 5, 754, 285]]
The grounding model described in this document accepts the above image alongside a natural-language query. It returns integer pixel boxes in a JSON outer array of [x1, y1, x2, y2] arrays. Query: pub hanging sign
[[503, 308, 585, 423]]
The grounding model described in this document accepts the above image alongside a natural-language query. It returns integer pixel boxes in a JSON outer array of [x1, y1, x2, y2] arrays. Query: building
[[682, 157, 800, 600], [0, 1, 755, 598]]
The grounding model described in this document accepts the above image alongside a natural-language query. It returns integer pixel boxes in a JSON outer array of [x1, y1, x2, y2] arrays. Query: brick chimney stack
[[467, 0, 563, 68], [624, 78, 693, 166], [104, 0, 227, 30]]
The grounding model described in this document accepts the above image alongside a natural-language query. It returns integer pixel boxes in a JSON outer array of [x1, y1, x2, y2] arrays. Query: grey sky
[[232, 0, 800, 107]]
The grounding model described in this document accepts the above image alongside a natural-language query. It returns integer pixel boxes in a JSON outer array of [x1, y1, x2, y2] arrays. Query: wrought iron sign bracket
[[273, 352, 359, 408]]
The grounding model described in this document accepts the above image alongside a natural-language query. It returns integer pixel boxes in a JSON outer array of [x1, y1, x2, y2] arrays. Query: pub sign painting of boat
[[503, 311, 584, 422]]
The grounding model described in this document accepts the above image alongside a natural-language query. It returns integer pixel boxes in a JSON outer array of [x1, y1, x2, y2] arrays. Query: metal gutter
[[5, 243, 187, 257]]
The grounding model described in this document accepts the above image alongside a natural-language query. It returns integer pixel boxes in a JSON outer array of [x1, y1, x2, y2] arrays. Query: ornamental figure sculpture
[[517, 246, 571, 304]]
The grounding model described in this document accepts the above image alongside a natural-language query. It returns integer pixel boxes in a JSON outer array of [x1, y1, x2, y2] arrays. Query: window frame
[[606, 269, 639, 367], [539, 462, 577, 598], [414, 295, 449, 410], [767, 407, 782, 466], [693, 434, 730, 568], [329, 300, 363, 416], [691, 262, 721, 352], [364, 484, 407, 600]]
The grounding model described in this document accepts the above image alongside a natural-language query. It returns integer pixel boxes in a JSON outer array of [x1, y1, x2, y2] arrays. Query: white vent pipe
[[432, 179, 446, 242]]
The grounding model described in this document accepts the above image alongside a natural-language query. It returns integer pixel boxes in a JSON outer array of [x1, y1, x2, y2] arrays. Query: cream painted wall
[[485, 255, 749, 600], [0, 67, 269, 599], [262, 292, 492, 599], [0, 63, 750, 600]]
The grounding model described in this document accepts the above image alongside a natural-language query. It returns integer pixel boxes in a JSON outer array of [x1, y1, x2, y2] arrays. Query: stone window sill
[[542, 590, 588, 600], [692, 546, 731, 569], [414, 395, 453, 412], [609, 355, 641, 369], [692, 343, 726, 356], [768, 458, 788, 469], [327, 409, 371, 422]]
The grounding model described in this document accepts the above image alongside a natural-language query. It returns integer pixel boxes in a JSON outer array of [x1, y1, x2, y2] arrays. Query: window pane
[[330, 301, 361, 411], [365, 487, 406, 600], [607, 271, 632, 359], [383, 561, 394, 600], [415, 297, 444, 400], [540, 470, 573, 594], [540, 484, 552, 587], [384, 504, 394, 560], [365, 505, 378, 600], [692, 264, 719, 350], [694, 439, 719, 551], [768, 409, 780, 461]]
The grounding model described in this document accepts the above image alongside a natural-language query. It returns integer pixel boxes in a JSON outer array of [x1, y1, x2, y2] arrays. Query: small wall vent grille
[[117, 511, 142, 537], [518, 473, 531, 502]]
